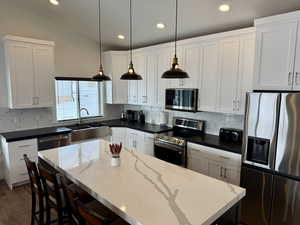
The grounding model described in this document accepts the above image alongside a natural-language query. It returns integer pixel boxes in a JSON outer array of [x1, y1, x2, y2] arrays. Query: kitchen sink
[[70, 125, 111, 143], [67, 124, 92, 130]]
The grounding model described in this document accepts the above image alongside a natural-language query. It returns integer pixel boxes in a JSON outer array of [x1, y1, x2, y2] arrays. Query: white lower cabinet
[[111, 128, 154, 156], [187, 142, 241, 185], [1, 138, 38, 190]]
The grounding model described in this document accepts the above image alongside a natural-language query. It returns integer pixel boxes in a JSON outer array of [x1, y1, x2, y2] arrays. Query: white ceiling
[[6, 0, 300, 50]]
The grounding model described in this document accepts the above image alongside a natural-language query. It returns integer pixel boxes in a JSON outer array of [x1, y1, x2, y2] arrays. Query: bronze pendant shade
[[120, 0, 142, 80], [162, 0, 189, 79], [93, 0, 111, 81]]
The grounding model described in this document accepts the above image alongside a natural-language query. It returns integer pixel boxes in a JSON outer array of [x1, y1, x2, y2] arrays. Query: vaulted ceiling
[[4, 0, 300, 50]]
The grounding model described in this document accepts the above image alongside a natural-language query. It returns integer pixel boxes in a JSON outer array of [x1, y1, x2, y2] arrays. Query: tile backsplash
[[124, 105, 244, 135], [0, 104, 122, 133]]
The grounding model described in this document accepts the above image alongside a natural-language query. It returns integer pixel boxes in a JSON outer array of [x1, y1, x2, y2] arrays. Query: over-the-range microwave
[[165, 88, 198, 112]]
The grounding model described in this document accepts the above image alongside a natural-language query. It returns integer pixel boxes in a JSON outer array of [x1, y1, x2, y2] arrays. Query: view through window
[[55, 80, 103, 121]]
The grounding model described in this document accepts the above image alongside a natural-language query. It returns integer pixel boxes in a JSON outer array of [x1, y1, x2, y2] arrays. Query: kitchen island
[[38, 139, 245, 225]]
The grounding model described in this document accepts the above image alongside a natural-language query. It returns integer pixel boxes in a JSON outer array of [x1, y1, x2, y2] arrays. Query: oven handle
[[154, 141, 184, 152]]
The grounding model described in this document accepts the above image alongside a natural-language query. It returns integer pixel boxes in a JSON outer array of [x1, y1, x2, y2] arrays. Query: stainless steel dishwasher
[[38, 134, 71, 151]]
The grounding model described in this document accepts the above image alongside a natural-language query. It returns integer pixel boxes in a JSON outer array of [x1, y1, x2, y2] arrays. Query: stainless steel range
[[154, 117, 205, 167]]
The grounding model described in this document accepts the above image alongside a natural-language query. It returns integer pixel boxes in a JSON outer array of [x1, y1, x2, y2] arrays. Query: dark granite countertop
[[1, 127, 72, 142], [187, 134, 242, 154], [99, 119, 173, 134]]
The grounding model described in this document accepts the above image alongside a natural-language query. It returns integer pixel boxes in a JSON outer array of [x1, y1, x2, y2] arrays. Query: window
[[55, 80, 103, 121]]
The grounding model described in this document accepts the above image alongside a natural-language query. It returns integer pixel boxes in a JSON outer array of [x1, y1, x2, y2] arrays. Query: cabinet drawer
[[8, 139, 38, 159], [187, 142, 241, 166], [12, 171, 29, 184]]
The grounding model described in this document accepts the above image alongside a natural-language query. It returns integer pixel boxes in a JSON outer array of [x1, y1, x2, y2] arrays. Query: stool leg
[[31, 192, 36, 225], [45, 202, 51, 225], [38, 194, 44, 225]]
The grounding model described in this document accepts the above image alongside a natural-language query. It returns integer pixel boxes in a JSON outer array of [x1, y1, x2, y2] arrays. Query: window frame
[[55, 80, 104, 122]]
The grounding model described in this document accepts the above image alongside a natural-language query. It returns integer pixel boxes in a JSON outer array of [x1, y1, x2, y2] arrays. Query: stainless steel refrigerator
[[241, 92, 300, 225]]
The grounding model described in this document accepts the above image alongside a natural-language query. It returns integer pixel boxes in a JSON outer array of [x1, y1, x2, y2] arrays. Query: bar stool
[[38, 164, 68, 225], [77, 200, 130, 225], [24, 154, 46, 225], [60, 175, 119, 225]]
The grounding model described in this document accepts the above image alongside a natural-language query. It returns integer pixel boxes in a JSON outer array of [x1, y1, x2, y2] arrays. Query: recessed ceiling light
[[219, 4, 230, 12], [156, 23, 166, 29], [117, 34, 125, 40], [49, 0, 59, 6]]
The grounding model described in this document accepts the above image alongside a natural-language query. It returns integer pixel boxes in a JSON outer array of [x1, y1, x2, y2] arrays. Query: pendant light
[[120, 0, 142, 80], [93, 0, 111, 81], [162, 0, 189, 79]]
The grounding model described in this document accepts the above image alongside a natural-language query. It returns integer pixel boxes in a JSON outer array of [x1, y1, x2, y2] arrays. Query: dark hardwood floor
[[0, 181, 31, 225]]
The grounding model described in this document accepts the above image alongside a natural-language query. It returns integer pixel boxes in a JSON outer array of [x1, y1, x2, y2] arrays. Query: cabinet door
[[254, 22, 298, 90], [236, 34, 255, 114], [112, 54, 129, 104], [222, 165, 240, 185], [111, 128, 126, 146], [157, 48, 172, 107], [142, 133, 154, 156], [127, 131, 138, 150], [293, 23, 300, 90], [208, 160, 222, 180], [146, 53, 158, 106], [217, 38, 240, 113], [198, 41, 219, 112], [136, 54, 147, 105], [5, 42, 35, 108], [181, 45, 201, 88], [33, 45, 55, 107], [128, 80, 138, 104], [187, 149, 209, 175]]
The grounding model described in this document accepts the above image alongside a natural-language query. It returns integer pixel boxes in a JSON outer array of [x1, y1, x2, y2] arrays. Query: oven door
[[154, 141, 186, 167]]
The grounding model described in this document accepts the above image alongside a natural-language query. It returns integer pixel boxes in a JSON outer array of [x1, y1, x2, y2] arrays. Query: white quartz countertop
[[38, 139, 245, 225]]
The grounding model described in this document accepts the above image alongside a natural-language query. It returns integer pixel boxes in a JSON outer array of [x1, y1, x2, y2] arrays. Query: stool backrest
[[24, 154, 43, 194], [60, 176, 79, 218], [38, 164, 63, 208]]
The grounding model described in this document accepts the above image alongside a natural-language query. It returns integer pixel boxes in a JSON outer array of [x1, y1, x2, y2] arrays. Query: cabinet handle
[[232, 100, 236, 111], [19, 172, 28, 176], [18, 144, 33, 148], [236, 100, 240, 111], [288, 72, 293, 86], [224, 168, 227, 179], [219, 155, 230, 160], [296, 72, 300, 85]]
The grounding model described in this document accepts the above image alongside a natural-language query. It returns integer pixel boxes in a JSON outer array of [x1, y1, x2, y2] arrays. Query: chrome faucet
[[79, 108, 90, 124]]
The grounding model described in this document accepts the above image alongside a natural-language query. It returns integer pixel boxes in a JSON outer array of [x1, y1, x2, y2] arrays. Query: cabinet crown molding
[[255, 10, 300, 26], [3, 35, 55, 46]]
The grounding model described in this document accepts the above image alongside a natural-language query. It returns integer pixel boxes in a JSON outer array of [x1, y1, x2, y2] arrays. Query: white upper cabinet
[[33, 45, 55, 107], [217, 38, 240, 114], [253, 12, 300, 90], [157, 47, 172, 107], [135, 53, 147, 105], [104, 27, 256, 114], [3, 36, 55, 109], [104, 51, 129, 104], [198, 41, 219, 112], [146, 53, 158, 106], [236, 34, 256, 114], [181, 44, 201, 88], [293, 22, 300, 90]]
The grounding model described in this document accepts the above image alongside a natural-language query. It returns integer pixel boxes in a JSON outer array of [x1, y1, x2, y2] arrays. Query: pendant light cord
[[98, 0, 102, 66], [174, 0, 178, 57], [130, 0, 133, 63]]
